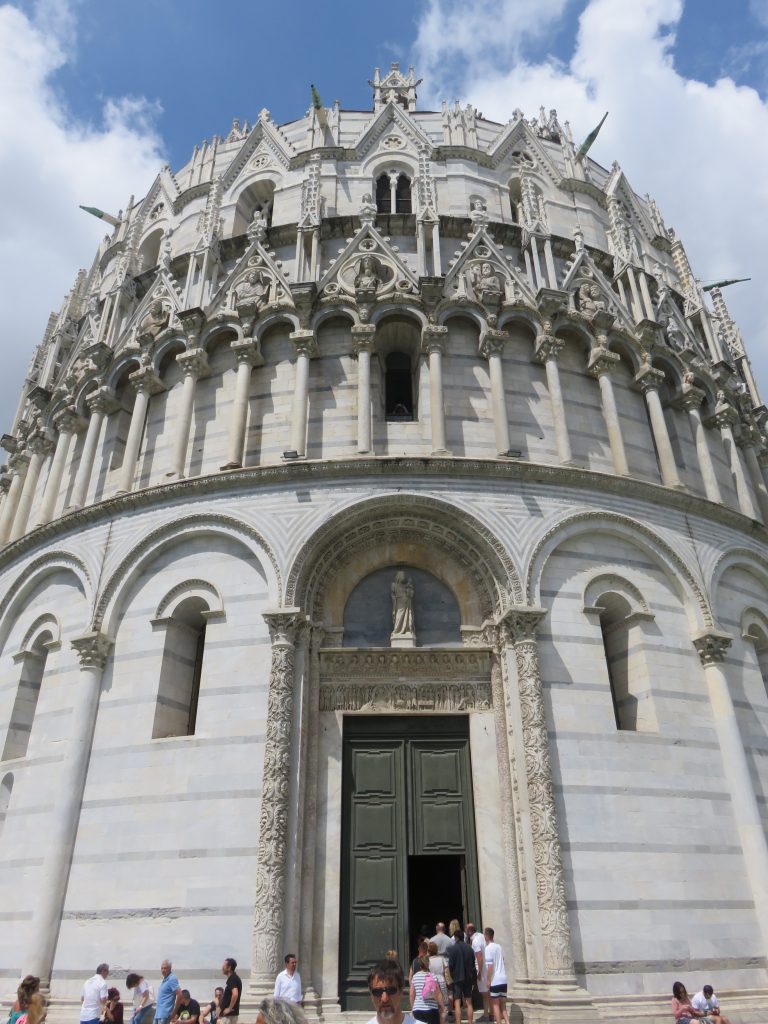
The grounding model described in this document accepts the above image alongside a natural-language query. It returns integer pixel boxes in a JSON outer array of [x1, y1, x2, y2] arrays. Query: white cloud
[[414, 0, 768, 399], [0, 1, 165, 432]]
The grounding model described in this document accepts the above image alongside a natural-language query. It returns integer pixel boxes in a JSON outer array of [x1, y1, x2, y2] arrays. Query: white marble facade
[[2, 63, 768, 1024]]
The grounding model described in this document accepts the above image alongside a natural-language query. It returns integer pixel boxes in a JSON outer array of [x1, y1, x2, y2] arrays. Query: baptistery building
[[3, 63, 768, 1024]]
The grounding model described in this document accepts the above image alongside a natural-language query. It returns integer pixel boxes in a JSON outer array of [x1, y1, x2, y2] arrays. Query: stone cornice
[[0, 454, 765, 573]]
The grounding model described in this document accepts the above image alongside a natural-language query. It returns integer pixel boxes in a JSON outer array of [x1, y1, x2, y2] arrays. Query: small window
[[596, 594, 637, 731], [395, 174, 412, 214], [152, 597, 208, 739], [376, 174, 391, 214], [2, 635, 51, 761], [385, 352, 414, 420], [509, 179, 522, 224], [747, 624, 768, 698]]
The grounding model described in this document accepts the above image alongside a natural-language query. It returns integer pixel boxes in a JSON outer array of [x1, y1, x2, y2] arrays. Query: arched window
[[2, 632, 51, 761], [152, 596, 208, 739], [0, 773, 13, 843], [395, 174, 412, 214], [509, 179, 522, 224], [385, 352, 414, 420], [597, 594, 633, 730], [375, 173, 412, 214], [745, 623, 768, 697]]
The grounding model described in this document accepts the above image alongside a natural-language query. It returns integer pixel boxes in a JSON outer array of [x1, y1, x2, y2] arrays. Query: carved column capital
[[678, 384, 706, 411], [262, 608, 305, 646], [497, 606, 547, 646], [421, 324, 449, 355], [587, 346, 620, 378], [289, 330, 319, 359], [71, 631, 113, 670], [705, 397, 737, 430], [634, 366, 665, 394], [532, 333, 564, 364], [351, 323, 377, 356], [176, 347, 211, 380], [9, 449, 30, 473], [27, 432, 55, 458], [231, 338, 264, 367], [86, 386, 121, 417], [693, 631, 732, 666], [128, 365, 165, 396], [53, 406, 88, 435], [479, 328, 508, 360], [176, 306, 206, 347], [0, 471, 10, 495]]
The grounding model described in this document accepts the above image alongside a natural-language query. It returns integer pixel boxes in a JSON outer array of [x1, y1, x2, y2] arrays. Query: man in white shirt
[[466, 924, 489, 1021], [81, 964, 110, 1024], [483, 929, 509, 1024], [430, 922, 452, 956], [273, 954, 302, 1003], [692, 986, 730, 1024], [366, 958, 416, 1024]]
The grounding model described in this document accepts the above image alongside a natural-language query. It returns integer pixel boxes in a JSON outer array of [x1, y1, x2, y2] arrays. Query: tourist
[[483, 929, 508, 1024], [81, 965, 110, 1024], [126, 975, 155, 1024], [198, 989, 223, 1024], [430, 923, 451, 956], [672, 982, 712, 1022], [254, 1000, 307, 1024], [105, 988, 124, 1024], [447, 921, 461, 944], [218, 958, 241, 1023], [426, 943, 449, 1007], [446, 929, 476, 1024], [465, 925, 488, 1022], [410, 940, 430, 982], [154, 961, 182, 1024], [173, 991, 200, 1024], [367, 959, 415, 1024], [15, 993, 46, 1024], [7, 977, 40, 1024], [273, 954, 302, 1003], [410, 953, 446, 1024], [692, 987, 729, 1024]]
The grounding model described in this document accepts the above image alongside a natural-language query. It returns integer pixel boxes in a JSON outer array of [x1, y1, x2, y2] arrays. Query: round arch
[[95, 513, 281, 635], [526, 511, 714, 630], [710, 547, 768, 613], [0, 552, 91, 658], [285, 493, 523, 627]]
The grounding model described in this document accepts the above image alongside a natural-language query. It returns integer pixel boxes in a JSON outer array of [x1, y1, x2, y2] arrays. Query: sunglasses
[[370, 987, 399, 998]]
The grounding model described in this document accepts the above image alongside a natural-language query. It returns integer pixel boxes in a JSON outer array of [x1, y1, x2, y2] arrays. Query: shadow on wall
[[342, 565, 462, 648]]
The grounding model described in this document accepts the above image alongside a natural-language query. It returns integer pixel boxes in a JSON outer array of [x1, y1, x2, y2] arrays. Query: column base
[[431, 448, 452, 456], [498, 449, 523, 458], [220, 460, 243, 470], [390, 633, 416, 647], [510, 978, 596, 1024]]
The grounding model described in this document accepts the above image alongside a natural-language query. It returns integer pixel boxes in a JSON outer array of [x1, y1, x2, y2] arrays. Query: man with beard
[[367, 959, 416, 1024]]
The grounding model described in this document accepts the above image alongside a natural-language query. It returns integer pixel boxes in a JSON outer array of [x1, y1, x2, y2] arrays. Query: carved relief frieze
[[319, 680, 492, 713], [319, 646, 492, 680]]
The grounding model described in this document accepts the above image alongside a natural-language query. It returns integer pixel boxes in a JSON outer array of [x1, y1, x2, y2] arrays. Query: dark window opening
[[395, 174, 412, 214], [376, 174, 391, 213], [385, 352, 414, 420], [153, 598, 208, 739]]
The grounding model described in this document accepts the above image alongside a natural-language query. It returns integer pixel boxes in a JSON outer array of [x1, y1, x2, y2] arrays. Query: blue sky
[[2, 0, 768, 425]]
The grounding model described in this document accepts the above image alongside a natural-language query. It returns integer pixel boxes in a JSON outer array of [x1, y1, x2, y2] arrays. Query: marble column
[[679, 386, 722, 504], [709, 399, 758, 519], [221, 339, 263, 470], [487, 627, 528, 981], [117, 365, 164, 494], [23, 631, 112, 986], [738, 431, 768, 523], [422, 325, 450, 455], [635, 367, 682, 488], [480, 329, 512, 456], [298, 625, 324, 1009], [0, 452, 29, 544], [588, 349, 629, 476], [36, 408, 87, 526], [167, 348, 210, 479], [10, 433, 54, 541], [250, 610, 303, 997], [68, 388, 121, 511], [288, 331, 318, 458], [502, 608, 576, 980], [352, 324, 376, 455], [693, 633, 768, 956], [533, 334, 573, 465]]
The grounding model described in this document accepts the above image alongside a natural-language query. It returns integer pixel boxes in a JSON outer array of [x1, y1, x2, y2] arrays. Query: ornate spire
[[369, 62, 422, 112]]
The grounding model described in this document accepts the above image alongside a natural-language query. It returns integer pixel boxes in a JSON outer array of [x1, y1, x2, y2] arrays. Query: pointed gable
[[487, 116, 563, 187], [352, 102, 434, 162], [444, 225, 537, 308], [208, 229, 293, 316], [561, 248, 635, 331], [220, 114, 295, 193], [605, 164, 657, 247], [317, 221, 419, 301]]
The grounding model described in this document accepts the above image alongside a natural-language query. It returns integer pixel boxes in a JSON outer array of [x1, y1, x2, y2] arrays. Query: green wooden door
[[340, 717, 481, 1010]]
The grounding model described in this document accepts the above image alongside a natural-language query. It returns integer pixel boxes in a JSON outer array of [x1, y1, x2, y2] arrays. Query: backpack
[[422, 973, 438, 1000]]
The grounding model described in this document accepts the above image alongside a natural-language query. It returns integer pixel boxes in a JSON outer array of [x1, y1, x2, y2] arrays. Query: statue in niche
[[663, 316, 685, 351], [471, 261, 503, 308], [390, 571, 415, 647], [139, 298, 169, 341], [577, 281, 605, 318], [354, 254, 382, 297]]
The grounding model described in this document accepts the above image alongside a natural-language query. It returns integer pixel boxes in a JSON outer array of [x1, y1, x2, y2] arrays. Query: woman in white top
[[426, 942, 449, 1009], [125, 975, 154, 1024], [410, 957, 446, 1024]]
